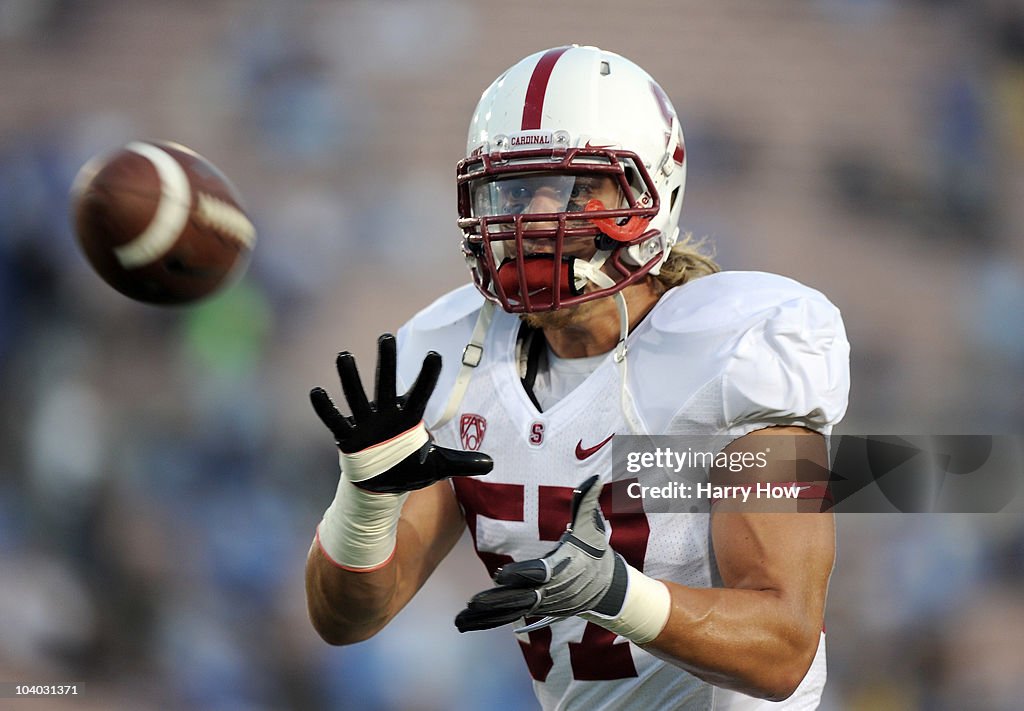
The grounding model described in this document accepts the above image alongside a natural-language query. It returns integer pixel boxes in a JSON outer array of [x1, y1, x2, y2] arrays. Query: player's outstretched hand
[[310, 334, 492, 493], [455, 475, 628, 632]]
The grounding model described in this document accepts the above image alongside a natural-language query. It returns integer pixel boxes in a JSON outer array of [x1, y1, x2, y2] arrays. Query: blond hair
[[652, 233, 720, 292]]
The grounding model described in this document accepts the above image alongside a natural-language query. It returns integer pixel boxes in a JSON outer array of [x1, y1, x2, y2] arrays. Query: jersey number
[[453, 479, 651, 682]]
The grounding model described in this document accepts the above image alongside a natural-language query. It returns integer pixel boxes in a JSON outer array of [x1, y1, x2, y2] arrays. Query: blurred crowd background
[[1, 0, 1023, 709]]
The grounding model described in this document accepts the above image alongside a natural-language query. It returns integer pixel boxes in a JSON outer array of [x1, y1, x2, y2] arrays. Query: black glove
[[310, 333, 492, 493], [455, 475, 628, 633]]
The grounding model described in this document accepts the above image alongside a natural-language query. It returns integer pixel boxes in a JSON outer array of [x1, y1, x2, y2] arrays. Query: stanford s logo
[[460, 414, 487, 451], [529, 421, 545, 447]]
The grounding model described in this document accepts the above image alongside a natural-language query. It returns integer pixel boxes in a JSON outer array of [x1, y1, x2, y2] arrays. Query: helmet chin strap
[[572, 257, 645, 435], [570, 256, 625, 358]]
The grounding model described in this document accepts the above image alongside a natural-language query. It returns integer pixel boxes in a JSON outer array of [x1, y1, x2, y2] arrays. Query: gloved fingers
[[430, 445, 494, 478], [467, 585, 540, 611], [568, 475, 607, 547], [374, 334, 398, 410], [455, 605, 529, 633], [455, 586, 540, 632], [335, 351, 372, 421], [309, 387, 354, 442], [404, 351, 442, 415], [493, 558, 550, 586], [569, 475, 602, 523]]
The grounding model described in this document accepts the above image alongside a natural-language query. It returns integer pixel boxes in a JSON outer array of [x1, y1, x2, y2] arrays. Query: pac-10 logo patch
[[460, 413, 487, 451]]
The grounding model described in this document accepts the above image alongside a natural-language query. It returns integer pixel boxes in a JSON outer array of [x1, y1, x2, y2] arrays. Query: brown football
[[70, 140, 256, 305]]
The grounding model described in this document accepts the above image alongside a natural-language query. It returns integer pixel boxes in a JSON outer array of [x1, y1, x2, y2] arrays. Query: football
[[70, 140, 256, 305]]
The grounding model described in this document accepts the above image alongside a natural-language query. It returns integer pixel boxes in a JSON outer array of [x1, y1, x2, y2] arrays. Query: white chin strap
[[572, 256, 644, 434]]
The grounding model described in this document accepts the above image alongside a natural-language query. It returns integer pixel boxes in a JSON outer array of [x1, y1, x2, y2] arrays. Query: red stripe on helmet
[[522, 46, 572, 130], [673, 143, 685, 165]]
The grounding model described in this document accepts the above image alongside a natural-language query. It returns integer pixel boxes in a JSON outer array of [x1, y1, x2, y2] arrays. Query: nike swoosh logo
[[575, 434, 614, 460]]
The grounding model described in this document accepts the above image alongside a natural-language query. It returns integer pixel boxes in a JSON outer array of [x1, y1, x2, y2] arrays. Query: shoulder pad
[[395, 284, 484, 407], [406, 283, 485, 332], [651, 271, 833, 334]]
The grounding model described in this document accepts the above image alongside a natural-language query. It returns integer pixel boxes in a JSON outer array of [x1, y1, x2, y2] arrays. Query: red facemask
[[457, 147, 662, 313]]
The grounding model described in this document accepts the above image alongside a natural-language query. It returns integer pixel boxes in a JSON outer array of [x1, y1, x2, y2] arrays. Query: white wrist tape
[[340, 423, 429, 482], [583, 563, 671, 644], [316, 423, 428, 571]]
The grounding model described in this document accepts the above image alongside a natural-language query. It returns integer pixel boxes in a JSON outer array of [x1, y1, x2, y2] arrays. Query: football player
[[306, 45, 850, 710]]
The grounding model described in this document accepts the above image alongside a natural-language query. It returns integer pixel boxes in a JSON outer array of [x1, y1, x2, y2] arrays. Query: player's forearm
[[306, 483, 465, 645], [305, 542, 400, 645], [642, 583, 822, 701]]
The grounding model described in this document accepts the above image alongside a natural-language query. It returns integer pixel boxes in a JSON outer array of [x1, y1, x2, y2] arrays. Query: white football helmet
[[457, 45, 686, 313]]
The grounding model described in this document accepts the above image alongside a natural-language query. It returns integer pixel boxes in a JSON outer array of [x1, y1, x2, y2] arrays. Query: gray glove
[[455, 475, 628, 633]]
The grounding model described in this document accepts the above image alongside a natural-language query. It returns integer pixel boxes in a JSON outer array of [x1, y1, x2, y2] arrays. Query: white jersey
[[396, 271, 850, 711]]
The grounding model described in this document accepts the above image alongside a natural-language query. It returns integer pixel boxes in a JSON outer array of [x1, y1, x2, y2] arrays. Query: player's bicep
[[710, 428, 834, 615], [711, 509, 834, 602]]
